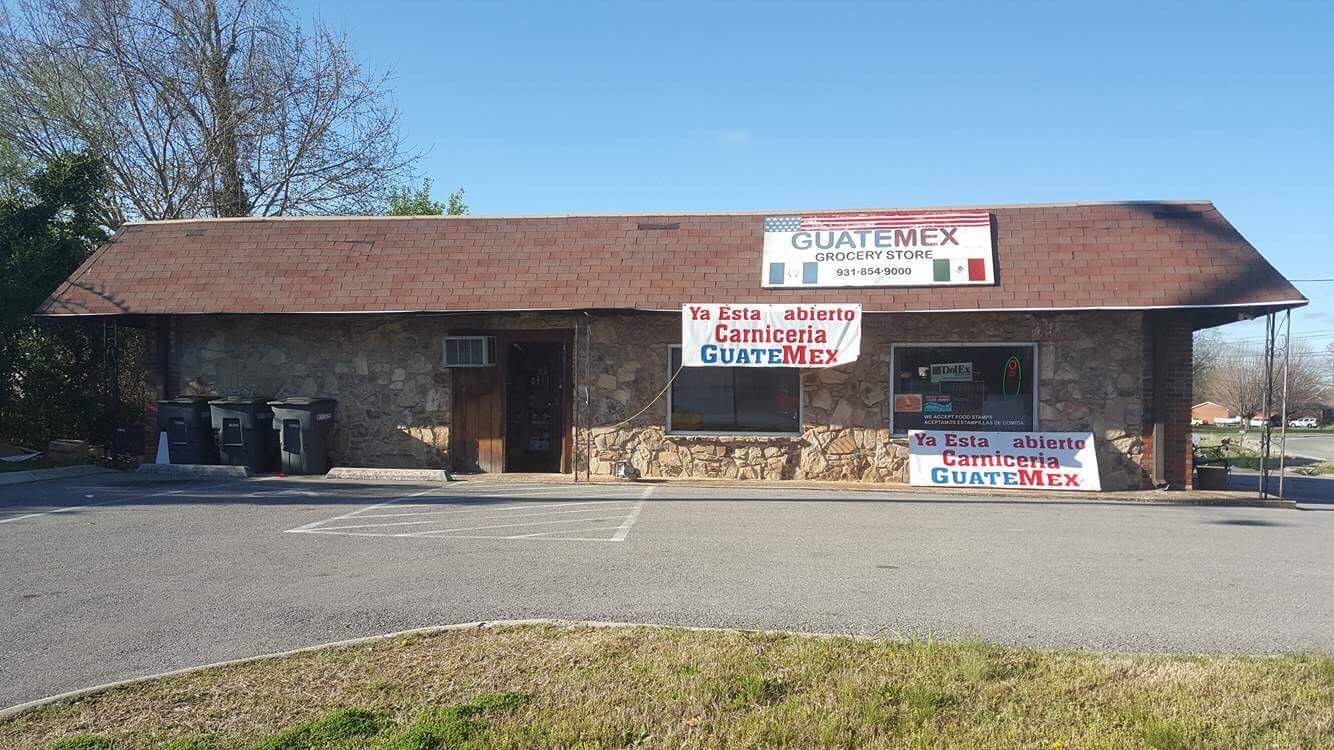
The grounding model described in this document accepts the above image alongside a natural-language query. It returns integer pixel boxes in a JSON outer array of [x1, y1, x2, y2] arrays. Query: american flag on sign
[[764, 210, 991, 232]]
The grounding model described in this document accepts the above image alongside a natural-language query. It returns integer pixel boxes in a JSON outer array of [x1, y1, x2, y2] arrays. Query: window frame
[[888, 342, 1040, 435], [665, 344, 804, 437], [441, 335, 497, 368]]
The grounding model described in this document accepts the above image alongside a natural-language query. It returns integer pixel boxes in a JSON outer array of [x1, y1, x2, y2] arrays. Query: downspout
[[158, 316, 172, 399], [1150, 315, 1166, 487], [582, 312, 593, 482]]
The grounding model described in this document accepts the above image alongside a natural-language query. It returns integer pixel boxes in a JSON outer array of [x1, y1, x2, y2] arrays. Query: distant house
[[1191, 401, 1231, 424]]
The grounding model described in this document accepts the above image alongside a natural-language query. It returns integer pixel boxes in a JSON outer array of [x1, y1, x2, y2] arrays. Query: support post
[[1278, 310, 1291, 499], [1259, 313, 1275, 499]]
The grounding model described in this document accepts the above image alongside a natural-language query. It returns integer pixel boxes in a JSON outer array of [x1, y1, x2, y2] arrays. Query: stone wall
[[171, 316, 454, 467], [168, 313, 580, 468], [164, 309, 1155, 489], [579, 310, 1150, 490]]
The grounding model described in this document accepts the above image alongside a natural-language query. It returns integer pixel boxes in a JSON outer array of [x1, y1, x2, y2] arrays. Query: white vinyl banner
[[681, 303, 861, 368], [908, 429, 1102, 491], [762, 210, 994, 288]]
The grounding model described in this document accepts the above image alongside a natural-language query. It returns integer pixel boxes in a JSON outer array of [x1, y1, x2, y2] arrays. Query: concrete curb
[[136, 464, 251, 478], [443, 473, 1295, 509], [0, 619, 872, 719], [326, 467, 451, 482], [0, 465, 110, 486]]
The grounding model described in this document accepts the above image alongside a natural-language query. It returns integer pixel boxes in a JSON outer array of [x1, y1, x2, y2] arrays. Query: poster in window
[[892, 345, 1036, 432]]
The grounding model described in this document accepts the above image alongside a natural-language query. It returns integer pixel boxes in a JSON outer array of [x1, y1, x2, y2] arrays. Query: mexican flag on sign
[[933, 258, 988, 283]]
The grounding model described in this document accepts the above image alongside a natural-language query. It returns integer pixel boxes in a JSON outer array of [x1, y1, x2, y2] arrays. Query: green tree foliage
[[0, 150, 141, 450], [386, 177, 469, 216], [0, 151, 108, 321], [446, 187, 469, 216]]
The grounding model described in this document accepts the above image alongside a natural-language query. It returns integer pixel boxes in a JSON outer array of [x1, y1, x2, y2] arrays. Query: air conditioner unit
[[441, 336, 496, 367]]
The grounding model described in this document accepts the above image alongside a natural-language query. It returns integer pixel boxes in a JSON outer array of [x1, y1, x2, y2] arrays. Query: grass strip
[[3, 625, 1331, 749]]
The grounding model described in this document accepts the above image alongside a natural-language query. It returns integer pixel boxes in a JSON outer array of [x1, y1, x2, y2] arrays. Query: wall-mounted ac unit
[[442, 336, 496, 367]]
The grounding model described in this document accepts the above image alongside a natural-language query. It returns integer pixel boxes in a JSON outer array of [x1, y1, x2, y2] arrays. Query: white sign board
[[929, 362, 973, 382], [908, 429, 1102, 491], [681, 303, 861, 368], [762, 210, 994, 288]]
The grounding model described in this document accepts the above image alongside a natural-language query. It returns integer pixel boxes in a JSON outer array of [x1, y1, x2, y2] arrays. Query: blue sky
[[293, 0, 1333, 346]]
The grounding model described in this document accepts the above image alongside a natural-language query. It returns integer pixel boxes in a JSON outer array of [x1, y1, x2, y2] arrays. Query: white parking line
[[0, 476, 262, 526], [436, 486, 641, 499], [348, 499, 639, 519], [612, 486, 653, 541], [0, 501, 113, 525], [319, 505, 640, 531], [285, 484, 654, 542], [284, 488, 441, 533], [402, 513, 637, 537], [513, 524, 627, 538]]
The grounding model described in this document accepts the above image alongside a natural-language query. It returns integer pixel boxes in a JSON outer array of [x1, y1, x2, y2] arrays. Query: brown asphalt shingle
[[36, 200, 1306, 316]]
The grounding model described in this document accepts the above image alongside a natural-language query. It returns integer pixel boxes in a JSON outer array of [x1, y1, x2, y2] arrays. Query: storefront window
[[668, 347, 801, 434], [891, 344, 1037, 433]]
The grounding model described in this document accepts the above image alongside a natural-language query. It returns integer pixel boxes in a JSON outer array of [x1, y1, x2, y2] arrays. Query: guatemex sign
[[681, 303, 861, 368], [762, 210, 994, 288], [908, 429, 1102, 491]]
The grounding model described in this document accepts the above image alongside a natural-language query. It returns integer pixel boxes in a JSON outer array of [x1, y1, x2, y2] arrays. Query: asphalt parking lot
[[2, 472, 1333, 709]]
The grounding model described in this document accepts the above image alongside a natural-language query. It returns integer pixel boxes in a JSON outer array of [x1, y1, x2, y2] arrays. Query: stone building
[[38, 201, 1305, 490]]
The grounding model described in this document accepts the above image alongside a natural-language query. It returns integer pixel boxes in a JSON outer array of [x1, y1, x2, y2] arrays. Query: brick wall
[[1141, 311, 1194, 488]]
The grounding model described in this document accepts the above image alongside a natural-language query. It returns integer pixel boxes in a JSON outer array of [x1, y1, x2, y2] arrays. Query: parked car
[[1213, 416, 1243, 427], [1289, 417, 1318, 428], [1190, 418, 1205, 427]]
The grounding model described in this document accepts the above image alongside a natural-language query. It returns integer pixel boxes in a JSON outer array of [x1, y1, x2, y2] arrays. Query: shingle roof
[[36, 200, 1306, 316]]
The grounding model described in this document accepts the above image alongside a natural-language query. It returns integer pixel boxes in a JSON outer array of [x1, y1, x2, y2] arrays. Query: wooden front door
[[452, 366, 504, 473]]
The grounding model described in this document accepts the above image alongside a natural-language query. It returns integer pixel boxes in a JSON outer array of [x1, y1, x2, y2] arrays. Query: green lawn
[[1195, 433, 1334, 475], [3, 625, 1332, 750]]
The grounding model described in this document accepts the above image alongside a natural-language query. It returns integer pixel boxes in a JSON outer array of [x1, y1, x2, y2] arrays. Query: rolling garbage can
[[209, 398, 278, 472], [268, 398, 337, 475], [156, 396, 218, 464]]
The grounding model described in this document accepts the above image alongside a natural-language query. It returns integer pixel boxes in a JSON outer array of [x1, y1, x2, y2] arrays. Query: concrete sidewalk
[[333, 468, 1291, 508], [0, 465, 110, 487]]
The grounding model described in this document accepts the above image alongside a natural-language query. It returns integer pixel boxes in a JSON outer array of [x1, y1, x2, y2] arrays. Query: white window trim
[[889, 342, 1040, 434], [665, 344, 803, 437]]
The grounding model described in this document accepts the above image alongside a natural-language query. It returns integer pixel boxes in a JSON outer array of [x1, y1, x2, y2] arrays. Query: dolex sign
[[929, 362, 973, 382], [681, 303, 861, 368], [908, 429, 1102, 491], [762, 210, 994, 288]]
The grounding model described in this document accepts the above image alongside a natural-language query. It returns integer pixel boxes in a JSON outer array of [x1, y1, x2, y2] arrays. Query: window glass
[[891, 345, 1036, 432], [669, 348, 800, 433]]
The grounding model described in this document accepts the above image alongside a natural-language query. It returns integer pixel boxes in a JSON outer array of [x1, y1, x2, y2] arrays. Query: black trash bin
[[210, 398, 278, 472], [156, 396, 219, 464], [268, 398, 337, 475]]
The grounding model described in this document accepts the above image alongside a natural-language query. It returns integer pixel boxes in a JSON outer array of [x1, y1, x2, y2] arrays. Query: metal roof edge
[[32, 298, 1307, 318]]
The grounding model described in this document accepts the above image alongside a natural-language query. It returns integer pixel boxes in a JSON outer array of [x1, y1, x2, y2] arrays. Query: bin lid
[[267, 397, 337, 407], [209, 397, 273, 406], [159, 395, 214, 405]]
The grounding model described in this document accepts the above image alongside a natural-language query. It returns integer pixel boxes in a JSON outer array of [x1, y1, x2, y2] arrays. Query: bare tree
[[1210, 341, 1330, 423], [0, 0, 417, 222], [1192, 329, 1225, 401]]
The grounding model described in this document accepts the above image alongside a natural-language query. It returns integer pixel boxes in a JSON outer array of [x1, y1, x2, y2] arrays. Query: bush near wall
[[0, 151, 145, 453]]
